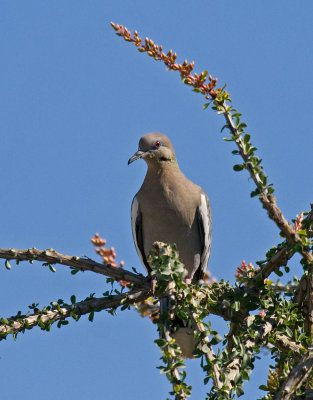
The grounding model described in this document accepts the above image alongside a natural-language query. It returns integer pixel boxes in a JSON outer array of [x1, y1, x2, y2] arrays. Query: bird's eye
[[154, 141, 161, 149]]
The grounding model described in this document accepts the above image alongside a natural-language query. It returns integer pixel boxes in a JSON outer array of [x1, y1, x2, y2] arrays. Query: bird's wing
[[131, 196, 151, 274], [194, 192, 212, 281]]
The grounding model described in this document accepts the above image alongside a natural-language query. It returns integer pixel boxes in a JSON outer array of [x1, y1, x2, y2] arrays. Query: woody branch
[[0, 247, 146, 286], [0, 287, 150, 339]]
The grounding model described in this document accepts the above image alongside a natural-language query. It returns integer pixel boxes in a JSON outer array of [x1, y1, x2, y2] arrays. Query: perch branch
[[0, 247, 146, 286]]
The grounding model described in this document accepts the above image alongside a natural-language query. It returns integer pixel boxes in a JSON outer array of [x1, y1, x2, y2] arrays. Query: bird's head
[[128, 133, 177, 167]]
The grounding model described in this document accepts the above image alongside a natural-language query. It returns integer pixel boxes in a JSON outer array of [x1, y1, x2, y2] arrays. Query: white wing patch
[[131, 196, 147, 272], [198, 193, 212, 269]]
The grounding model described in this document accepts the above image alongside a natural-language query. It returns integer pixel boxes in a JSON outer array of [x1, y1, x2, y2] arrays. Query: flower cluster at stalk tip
[[90, 233, 129, 286], [111, 22, 219, 100]]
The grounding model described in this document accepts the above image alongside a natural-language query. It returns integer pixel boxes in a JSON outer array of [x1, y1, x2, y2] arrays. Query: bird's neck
[[146, 158, 179, 176], [143, 160, 182, 189]]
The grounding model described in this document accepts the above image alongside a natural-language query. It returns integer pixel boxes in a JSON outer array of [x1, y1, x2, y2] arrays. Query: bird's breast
[[136, 178, 202, 275], [138, 183, 196, 227]]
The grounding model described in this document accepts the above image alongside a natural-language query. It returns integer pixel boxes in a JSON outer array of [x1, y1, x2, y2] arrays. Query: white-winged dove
[[129, 132, 212, 358]]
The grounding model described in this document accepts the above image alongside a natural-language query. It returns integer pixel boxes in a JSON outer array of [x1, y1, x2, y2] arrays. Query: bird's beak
[[128, 150, 145, 165]]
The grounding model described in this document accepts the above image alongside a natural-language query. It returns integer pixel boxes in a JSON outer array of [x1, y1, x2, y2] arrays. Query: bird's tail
[[159, 290, 196, 359]]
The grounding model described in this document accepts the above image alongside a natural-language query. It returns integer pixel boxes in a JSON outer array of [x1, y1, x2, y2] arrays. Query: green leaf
[[234, 372, 241, 385], [244, 134, 250, 143], [233, 164, 245, 171], [88, 311, 94, 322], [71, 269, 79, 275], [242, 354, 250, 369], [178, 310, 188, 321], [211, 333, 222, 345], [203, 103, 210, 110], [241, 370, 249, 381], [232, 301, 240, 311], [235, 387, 244, 396], [285, 326, 293, 338], [220, 124, 229, 133], [70, 295, 76, 304], [155, 338, 167, 347], [250, 188, 261, 198], [49, 265, 56, 273], [200, 344, 210, 353], [5, 260, 11, 270], [274, 268, 283, 277]]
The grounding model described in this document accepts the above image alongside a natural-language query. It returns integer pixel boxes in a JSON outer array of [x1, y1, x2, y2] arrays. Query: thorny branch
[[0, 247, 146, 286], [0, 246, 248, 323], [251, 246, 295, 284], [0, 287, 150, 339]]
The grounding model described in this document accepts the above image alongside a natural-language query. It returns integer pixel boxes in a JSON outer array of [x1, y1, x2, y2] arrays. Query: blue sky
[[1, 1, 313, 399]]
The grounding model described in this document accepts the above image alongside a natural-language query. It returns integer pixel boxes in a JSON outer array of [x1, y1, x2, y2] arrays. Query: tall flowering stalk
[[110, 22, 219, 100]]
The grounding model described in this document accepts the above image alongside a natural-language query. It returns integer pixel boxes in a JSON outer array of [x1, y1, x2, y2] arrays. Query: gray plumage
[[129, 132, 212, 357]]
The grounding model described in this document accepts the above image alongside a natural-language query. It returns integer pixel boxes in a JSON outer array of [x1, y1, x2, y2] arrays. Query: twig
[[0, 247, 146, 286], [275, 334, 304, 360], [0, 287, 150, 339], [294, 273, 313, 336], [260, 194, 313, 264], [224, 110, 265, 191], [251, 247, 294, 283], [245, 317, 304, 360], [270, 283, 297, 294], [245, 317, 277, 348], [226, 321, 239, 353]]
